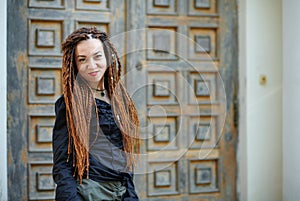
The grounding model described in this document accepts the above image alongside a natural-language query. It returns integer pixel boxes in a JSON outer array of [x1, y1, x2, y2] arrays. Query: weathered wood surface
[[7, 0, 238, 200]]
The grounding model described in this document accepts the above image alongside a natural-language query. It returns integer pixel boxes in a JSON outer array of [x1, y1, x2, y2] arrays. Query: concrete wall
[[282, 0, 300, 200], [0, 0, 7, 200], [239, 0, 283, 200]]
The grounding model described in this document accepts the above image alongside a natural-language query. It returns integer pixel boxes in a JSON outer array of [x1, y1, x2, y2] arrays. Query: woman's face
[[75, 38, 107, 88]]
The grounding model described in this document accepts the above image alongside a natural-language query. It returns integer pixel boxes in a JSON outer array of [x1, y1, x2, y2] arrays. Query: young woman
[[52, 27, 140, 201]]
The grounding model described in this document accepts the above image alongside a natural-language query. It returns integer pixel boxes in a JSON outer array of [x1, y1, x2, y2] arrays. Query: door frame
[[7, 0, 28, 200]]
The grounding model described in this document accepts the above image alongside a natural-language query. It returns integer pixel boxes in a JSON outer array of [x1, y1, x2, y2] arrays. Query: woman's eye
[[78, 58, 86, 63], [95, 54, 102, 59]]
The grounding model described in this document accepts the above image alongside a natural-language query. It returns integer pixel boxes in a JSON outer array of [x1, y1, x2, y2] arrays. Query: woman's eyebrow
[[77, 55, 86, 58], [93, 50, 103, 55], [76, 50, 103, 58]]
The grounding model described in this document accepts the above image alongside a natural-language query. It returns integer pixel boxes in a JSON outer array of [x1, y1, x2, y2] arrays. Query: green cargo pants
[[77, 179, 126, 201]]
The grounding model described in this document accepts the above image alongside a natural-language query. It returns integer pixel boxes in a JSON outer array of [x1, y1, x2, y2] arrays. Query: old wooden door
[[125, 0, 238, 200], [7, 0, 237, 200], [7, 0, 125, 200]]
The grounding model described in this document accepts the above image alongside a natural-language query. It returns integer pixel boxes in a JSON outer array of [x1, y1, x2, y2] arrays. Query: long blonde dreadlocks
[[61, 27, 140, 182]]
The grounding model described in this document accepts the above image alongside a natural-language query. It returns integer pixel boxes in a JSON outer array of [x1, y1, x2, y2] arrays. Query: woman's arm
[[52, 96, 81, 201], [122, 172, 139, 201]]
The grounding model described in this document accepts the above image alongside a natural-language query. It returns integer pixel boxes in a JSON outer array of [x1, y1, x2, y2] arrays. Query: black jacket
[[52, 96, 139, 201]]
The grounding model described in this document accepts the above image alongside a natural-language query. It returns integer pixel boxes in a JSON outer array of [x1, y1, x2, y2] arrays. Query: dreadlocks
[[61, 27, 140, 182]]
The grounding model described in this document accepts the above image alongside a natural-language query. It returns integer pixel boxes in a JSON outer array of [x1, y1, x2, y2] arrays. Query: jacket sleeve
[[52, 96, 81, 201], [122, 173, 139, 201]]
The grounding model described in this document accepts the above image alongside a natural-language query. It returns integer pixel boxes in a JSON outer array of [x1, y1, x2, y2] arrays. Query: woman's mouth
[[88, 71, 99, 76]]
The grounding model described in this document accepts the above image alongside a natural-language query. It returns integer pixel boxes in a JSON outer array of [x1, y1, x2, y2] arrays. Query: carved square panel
[[76, 0, 109, 11], [188, 116, 217, 149], [153, 32, 171, 53], [195, 123, 210, 140], [36, 76, 56, 95], [147, 117, 178, 151], [148, 72, 177, 105], [76, 21, 109, 34], [189, 72, 217, 104], [29, 0, 65, 9], [37, 124, 53, 143], [148, 162, 179, 196], [154, 170, 171, 187], [37, 172, 56, 191], [189, 27, 217, 60], [195, 167, 211, 184], [154, 125, 170, 142], [194, 80, 210, 97], [147, 28, 178, 60], [29, 68, 62, 104], [154, 0, 170, 7], [188, 0, 217, 16], [77, 21, 109, 34], [188, 159, 219, 193], [28, 162, 55, 200], [28, 115, 55, 152], [195, 35, 211, 53], [147, 0, 178, 15], [153, 80, 170, 97], [36, 29, 55, 47], [29, 20, 63, 56], [195, 0, 210, 8]]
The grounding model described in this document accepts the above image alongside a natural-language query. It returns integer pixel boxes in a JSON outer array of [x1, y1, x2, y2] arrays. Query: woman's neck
[[89, 78, 105, 90]]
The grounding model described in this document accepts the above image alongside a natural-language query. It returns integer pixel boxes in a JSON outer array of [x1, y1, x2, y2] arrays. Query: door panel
[[126, 0, 237, 200], [7, 0, 237, 200], [8, 0, 124, 200]]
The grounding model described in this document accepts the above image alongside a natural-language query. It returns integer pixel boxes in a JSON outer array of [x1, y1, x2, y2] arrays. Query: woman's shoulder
[[55, 95, 66, 112]]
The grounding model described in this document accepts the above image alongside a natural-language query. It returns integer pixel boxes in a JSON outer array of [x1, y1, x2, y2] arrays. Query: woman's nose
[[87, 59, 97, 69]]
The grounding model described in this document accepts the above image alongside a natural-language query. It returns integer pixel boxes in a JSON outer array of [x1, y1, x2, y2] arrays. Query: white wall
[[239, 0, 283, 200], [238, 0, 247, 199], [282, 0, 300, 200], [0, 0, 7, 200]]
